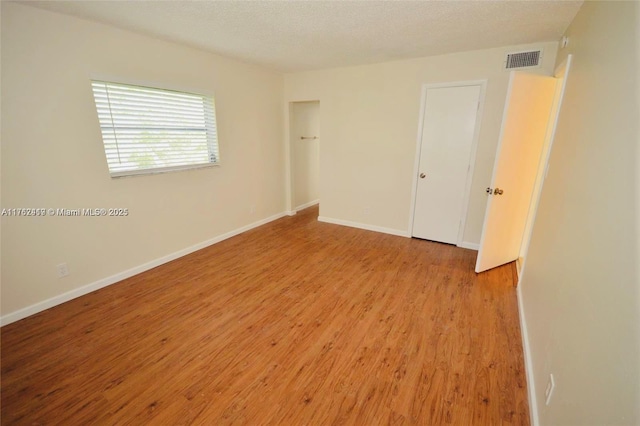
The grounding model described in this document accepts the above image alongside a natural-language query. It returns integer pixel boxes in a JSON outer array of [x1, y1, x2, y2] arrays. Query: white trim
[[0, 211, 288, 326], [295, 199, 319, 211], [408, 80, 488, 246], [111, 162, 219, 179], [318, 216, 410, 238], [285, 210, 297, 217], [517, 284, 539, 426], [457, 241, 480, 251]]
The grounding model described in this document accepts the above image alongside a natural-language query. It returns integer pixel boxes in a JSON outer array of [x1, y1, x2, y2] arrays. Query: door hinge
[[486, 187, 493, 195]]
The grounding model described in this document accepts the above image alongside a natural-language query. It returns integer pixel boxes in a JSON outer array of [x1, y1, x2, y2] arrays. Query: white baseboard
[[457, 241, 480, 250], [517, 284, 539, 426], [285, 210, 297, 216], [294, 199, 319, 211], [317, 216, 410, 238], [0, 211, 288, 326]]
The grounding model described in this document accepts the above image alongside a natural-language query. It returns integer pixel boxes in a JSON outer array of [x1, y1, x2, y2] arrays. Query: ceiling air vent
[[504, 50, 542, 69]]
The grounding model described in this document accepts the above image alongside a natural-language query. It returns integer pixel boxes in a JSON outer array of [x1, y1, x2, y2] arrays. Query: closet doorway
[[289, 101, 320, 212]]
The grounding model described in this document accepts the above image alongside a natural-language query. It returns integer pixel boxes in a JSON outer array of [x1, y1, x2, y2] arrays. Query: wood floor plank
[[1, 206, 529, 425]]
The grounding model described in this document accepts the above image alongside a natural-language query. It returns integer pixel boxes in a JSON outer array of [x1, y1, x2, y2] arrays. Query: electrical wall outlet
[[249, 205, 256, 215], [544, 373, 555, 405], [56, 263, 69, 278]]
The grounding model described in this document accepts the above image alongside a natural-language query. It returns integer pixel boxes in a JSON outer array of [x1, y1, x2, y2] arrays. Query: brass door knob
[[494, 188, 504, 195]]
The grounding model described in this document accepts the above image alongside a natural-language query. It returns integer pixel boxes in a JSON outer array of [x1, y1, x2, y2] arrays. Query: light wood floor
[[1, 206, 529, 425]]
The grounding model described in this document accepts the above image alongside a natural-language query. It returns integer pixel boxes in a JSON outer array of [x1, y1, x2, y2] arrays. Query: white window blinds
[[91, 81, 219, 177]]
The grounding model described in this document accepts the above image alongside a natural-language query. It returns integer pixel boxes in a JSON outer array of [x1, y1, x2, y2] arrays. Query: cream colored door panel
[[475, 72, 557, 273]]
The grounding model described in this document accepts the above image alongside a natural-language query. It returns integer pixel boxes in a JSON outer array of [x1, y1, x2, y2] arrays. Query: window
[[91, 80, 219, 177]]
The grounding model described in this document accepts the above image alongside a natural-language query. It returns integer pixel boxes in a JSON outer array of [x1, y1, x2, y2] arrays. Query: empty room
[[1, 1, 638, 425]]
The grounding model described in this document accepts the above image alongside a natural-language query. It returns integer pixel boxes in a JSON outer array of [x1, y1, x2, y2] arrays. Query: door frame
[[518, 55, 573, 282], [408, 80, 488, 246]]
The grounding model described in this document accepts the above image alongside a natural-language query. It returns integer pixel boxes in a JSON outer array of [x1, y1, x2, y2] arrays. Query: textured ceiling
[[22, 1, 583, 72]]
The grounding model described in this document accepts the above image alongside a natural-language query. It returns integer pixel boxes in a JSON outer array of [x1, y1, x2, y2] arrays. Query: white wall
[[519, 2, 640, 424], [290, 101, 320, 209], [1, 3, 285, 319], [284, 42, 558, 242]]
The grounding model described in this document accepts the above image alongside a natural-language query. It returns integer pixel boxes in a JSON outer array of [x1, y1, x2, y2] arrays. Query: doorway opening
[[475, 55, 573, 275], [288, 101, 320, 214]]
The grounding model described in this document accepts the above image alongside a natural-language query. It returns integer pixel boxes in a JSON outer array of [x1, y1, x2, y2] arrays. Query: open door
[[475, 72, 557, 273]]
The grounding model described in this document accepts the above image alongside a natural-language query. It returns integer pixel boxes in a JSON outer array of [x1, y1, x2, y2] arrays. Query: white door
[[475, 72, 557, 273], [412, 84, 482, 244]]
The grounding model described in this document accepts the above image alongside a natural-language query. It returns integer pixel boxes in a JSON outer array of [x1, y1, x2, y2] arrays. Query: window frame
[[91, 79, 221, 178]]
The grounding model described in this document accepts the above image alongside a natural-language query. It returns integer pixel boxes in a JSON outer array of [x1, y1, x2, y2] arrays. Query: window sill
[[110, 162, 220, 178]]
